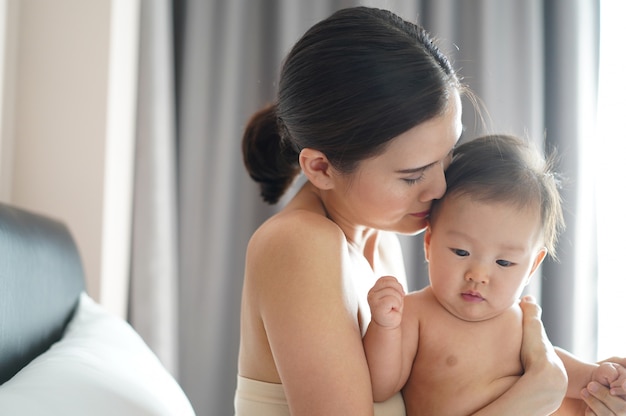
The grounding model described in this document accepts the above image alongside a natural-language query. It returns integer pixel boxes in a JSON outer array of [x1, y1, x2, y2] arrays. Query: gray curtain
[[130, 0, 179, 376], [130, 1, 599, 415], [541, 0, 599, 362]]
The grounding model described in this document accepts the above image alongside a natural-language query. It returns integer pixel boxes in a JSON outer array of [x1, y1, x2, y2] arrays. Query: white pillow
[[0, 292, 196, 416]]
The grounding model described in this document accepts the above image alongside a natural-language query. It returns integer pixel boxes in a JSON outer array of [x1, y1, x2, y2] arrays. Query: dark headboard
[[0, 203, 85, 384]]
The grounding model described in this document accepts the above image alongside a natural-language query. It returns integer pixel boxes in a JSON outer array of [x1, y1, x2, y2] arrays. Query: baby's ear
[[299, 148, 334, 190], [526, 247, 548, 285], [423, 225, 433, 262]]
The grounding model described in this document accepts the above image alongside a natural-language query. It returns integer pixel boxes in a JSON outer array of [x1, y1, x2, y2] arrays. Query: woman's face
[[327, 90, 463, 236]]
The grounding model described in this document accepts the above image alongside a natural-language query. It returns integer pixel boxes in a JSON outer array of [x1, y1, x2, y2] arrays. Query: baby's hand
[[609, 364, 626, 396], [592, 362, 626, 396], [367, 276, 405, 329]]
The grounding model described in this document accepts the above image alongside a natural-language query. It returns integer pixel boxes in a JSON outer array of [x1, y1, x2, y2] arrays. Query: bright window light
[[596, 0, 626, 360]]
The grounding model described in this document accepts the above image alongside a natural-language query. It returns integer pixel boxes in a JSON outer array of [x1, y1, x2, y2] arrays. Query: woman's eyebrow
[[395, 148, 455, 174], [395, 164, 431, 174]]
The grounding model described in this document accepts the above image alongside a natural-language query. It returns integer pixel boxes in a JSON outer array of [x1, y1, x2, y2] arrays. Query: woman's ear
[[299, 148, 334, 190]]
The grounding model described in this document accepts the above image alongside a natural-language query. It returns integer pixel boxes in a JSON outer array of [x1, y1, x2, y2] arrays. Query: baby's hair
[[432, 134, 565, 258], [242, 7, 465, 204]]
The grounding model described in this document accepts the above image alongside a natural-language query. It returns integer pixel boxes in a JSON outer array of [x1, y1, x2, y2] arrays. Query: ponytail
[[241, 104, 301, 204]]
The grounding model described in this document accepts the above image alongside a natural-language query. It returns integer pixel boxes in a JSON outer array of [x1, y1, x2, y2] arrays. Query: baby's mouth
[[461, 291, 484, 302]]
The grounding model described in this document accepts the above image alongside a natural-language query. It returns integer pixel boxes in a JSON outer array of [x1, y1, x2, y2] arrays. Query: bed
[[0, 202, 195, 415]]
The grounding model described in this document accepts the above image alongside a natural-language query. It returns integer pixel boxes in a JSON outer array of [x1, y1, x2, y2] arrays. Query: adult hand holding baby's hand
[[582, 358, 626, 415], [592, 361, 626, 397]]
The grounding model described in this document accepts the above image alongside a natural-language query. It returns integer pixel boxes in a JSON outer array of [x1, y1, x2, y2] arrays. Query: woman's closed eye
[[400, 149, 454, 185], [402, 175, 424, 185], [402, 168, 427, 185]]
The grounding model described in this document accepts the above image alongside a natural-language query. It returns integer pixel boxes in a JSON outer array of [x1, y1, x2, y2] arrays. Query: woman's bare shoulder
[[246, 208, 360, 331], [245, 209, 348, 289], [250, 209, 344, 253]]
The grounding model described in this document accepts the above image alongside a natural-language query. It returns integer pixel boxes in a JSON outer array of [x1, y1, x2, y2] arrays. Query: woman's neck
[[292, 181, 382, 268]]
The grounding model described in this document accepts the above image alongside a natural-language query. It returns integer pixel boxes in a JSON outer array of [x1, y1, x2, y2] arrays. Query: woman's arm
[[252, 214, 375, 415], [472, 296, 568, 416]]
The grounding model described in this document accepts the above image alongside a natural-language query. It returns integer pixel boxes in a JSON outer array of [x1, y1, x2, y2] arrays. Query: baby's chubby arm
[[362, 276, 409, 401]]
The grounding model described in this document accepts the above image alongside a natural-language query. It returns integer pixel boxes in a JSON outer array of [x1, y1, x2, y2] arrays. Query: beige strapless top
[[234, 375, 406, 416]]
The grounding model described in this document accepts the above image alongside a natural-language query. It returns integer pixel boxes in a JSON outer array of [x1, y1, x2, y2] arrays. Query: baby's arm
[[556, 347, 626, 398], [362, 276, 407, 401]]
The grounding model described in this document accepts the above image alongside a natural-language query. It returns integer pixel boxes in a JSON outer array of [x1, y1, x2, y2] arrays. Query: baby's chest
[[406, 326, 524, 416], [413, 313, 524, 384]]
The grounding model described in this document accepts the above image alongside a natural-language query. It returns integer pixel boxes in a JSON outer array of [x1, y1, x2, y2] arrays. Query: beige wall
[[0, 0, 139, 318]]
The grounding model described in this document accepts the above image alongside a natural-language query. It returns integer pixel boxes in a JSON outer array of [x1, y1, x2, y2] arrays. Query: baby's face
[[424, 193, 547, 322]]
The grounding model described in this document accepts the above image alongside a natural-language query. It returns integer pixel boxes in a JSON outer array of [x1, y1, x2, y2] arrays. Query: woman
[[236, 6, 625, 415]]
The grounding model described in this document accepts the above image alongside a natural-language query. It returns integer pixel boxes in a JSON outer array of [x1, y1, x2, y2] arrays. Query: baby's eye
[[452, 248, 469, 257], [496, 259, 513, 267]]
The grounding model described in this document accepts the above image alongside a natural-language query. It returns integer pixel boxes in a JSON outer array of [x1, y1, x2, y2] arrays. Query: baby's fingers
[[609, 366, 626, 396], [369, 276, 404, 302], [610, 384, 626, 397], [372, 276, 405, 293]]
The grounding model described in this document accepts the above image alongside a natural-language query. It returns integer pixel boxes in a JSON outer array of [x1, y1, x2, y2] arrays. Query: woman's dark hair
[[242, 6, 463, 204]]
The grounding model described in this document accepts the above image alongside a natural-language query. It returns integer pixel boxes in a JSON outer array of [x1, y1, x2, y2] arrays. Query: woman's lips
[[411, 210, 430, 218], [461, 291, 485, 302]]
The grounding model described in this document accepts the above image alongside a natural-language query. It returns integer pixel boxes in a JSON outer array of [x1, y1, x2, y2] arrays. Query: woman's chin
[[394, 218, 428, 235]]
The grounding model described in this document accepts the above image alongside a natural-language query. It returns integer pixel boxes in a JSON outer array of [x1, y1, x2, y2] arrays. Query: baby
[[363, 134, 626, 415]]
